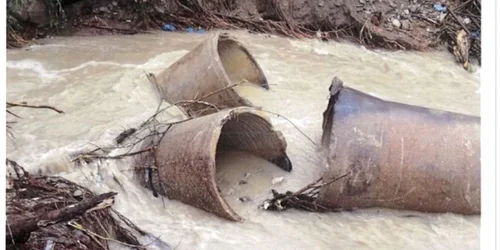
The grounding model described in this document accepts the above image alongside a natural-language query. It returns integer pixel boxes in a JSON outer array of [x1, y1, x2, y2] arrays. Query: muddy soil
[[7, 0, 480, 55]]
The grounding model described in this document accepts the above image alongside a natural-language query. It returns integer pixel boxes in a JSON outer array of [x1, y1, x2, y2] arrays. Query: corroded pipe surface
[[154, 107, 291, 221], [155, 32, 268, 117], [319, 78, 480, 215]]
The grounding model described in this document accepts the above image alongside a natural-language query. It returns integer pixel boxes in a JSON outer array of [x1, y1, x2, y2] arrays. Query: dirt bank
[[7, 0, 480, 67]]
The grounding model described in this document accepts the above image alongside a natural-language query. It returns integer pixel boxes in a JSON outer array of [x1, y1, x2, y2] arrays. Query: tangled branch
[[260, 173, 349, 212]]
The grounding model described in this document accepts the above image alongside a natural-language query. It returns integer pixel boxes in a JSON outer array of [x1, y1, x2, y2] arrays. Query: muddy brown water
[[6, 30, 480, 250]]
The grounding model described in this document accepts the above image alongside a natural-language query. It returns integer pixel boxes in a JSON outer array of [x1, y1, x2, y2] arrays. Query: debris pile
[[438, 0, 481, 69], [5, 159, 155, 249]]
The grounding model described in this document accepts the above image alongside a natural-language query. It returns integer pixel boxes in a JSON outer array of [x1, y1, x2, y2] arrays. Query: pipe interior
[[217, 38, 268, 88], [214, 113, 289, 215]]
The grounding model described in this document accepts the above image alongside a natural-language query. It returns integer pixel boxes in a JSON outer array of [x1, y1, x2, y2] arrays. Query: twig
[[260, 109, 317, 146], [359, 19, 369, 44], [111, 209, 146, 235], [6, 159, 28, 179], [448, 7, 470, 34], [6, 224, 18, 249], [260, 173, 349, 212], [315, 173, 350, 189], [72, 147, 154, 162], [68, 221, 107, 249], [7, 110, 21, 118], [7, 102, 64, 114], [140, 80, 245, 129], [412, 14, 439, 25], [174, 236, 184, 250], [68, 221, 161, 249], [196, 80, 247, 101]]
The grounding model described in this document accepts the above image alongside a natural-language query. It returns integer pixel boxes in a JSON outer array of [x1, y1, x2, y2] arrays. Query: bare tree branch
[[7, 102, 65, 114]]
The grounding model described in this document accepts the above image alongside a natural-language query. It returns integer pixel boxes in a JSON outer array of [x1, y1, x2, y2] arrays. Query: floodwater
[[6, 30, 480, 250]]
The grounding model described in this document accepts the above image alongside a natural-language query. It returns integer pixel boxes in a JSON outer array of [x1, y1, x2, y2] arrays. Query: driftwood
[[7, 192, 117, 244], [6, 159, 158, 250]]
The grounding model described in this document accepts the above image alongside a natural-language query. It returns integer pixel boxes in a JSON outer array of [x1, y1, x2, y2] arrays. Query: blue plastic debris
[[162, 24, 176, 31], [163, 25, 206, 33], [471, 31, 480, 39], [185, 27, 206, 33], [95, 173, 104, 184], [433, 3, 447, 12]]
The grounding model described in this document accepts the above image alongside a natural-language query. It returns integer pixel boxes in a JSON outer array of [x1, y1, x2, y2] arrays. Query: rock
[[401, 20, 411, 30], [7, 0, 29, 22], [239, 197, 251, 203], [27, 0, 49, 26], [7, 178, 14, 190], [389, 1, 397, 8], [392, 19, 401, 28], [73, 190, 83, 197], [112, 1, 118, 6], [272, 177, 285, 185], [55, 183, 69, 189], [409, 5, 418, 13], [99, 6, 110, 13], [359, 0, 366, 4], [439, 12, 446, 23], [403, 9, 410, 15], [463, 17, 471, 24], [313, 48, 329, 55], [318, 0, 324, 7]]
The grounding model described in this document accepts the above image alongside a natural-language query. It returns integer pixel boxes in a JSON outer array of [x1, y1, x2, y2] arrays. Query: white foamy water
[[6, 30, 480, 250]]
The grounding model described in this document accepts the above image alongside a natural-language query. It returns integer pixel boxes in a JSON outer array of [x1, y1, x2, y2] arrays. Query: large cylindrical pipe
[[318, 78, 480, 215], [155, 32, 269, 117], [153, 107, 291, 221]]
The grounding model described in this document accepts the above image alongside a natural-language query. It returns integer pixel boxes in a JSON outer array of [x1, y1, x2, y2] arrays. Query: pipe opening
[[217, 37, 269, 90], [214, 113, 291, 219]]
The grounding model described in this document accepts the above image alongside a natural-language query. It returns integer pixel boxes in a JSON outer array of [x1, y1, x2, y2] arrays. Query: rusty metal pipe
[[318, 78, 480, 215], [155, 32, 268, 117], [153, 107, 291, 221]]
